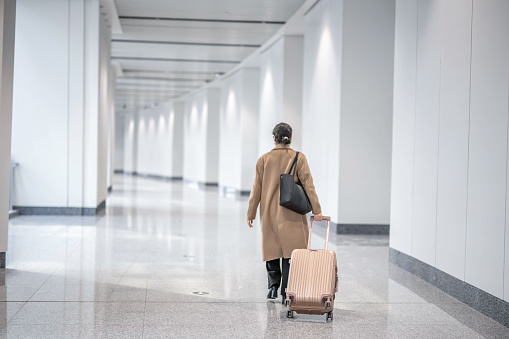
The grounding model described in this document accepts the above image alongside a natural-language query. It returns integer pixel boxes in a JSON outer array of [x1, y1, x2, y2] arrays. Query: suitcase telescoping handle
[[308, 215, 332, 250]]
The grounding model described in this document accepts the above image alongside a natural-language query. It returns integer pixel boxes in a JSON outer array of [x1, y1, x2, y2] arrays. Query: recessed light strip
[[112, 39, 260, 48], [119, 16, 285, 25]]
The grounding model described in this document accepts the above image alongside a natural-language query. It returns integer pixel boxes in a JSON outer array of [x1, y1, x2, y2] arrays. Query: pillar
[[259, 36, 304, 155], [302, 0, 395, 232], [183, 88, 221, 187], [11, 0, 114, 215], [0, 0, 16, 268]]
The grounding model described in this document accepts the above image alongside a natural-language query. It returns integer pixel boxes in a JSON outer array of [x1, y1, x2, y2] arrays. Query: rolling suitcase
[[285, 215, 338, 321]]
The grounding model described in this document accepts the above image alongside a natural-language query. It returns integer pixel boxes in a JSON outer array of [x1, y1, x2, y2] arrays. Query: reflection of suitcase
[[285, 216, 338, 321]]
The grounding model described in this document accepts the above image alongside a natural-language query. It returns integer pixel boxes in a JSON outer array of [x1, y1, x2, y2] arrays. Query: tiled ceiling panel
[[113, 0, 306, 111]]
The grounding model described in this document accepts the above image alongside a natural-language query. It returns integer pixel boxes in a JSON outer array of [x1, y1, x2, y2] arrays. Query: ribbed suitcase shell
[[286, 217, 338, 315]]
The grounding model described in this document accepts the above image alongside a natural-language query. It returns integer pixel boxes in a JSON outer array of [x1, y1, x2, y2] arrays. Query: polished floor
[[1, 175, 508, 338]]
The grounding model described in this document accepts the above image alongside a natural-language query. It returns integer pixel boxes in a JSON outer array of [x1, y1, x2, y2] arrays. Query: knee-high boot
[[281, 258, 290, 300]]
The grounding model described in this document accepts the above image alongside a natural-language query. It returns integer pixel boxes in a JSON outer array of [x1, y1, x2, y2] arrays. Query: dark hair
[[273, 122, 292, 145]]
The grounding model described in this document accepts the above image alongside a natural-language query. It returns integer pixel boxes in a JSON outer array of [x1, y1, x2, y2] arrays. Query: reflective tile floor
[[1, 175, 509, 338]]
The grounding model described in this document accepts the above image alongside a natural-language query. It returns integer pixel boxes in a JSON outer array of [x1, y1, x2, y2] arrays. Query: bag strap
[[288, 152, 299, 177]]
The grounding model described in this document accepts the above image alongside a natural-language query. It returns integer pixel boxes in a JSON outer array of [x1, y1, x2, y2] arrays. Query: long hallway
[[0, 176, 507, 338]]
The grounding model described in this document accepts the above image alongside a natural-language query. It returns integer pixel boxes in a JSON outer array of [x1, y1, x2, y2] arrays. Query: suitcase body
[[285, 216, 338, 321]]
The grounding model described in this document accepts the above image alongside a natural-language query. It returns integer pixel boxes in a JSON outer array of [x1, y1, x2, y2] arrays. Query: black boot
[[267, 286, 278, 299], [266, 259, 281, 299]]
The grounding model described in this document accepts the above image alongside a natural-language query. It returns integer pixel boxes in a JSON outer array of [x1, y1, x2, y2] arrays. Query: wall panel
[[465, 0, 509, 299], [389, 0, 418, 254], [435, 0, 472, 280], [411, 0, 441, 265]]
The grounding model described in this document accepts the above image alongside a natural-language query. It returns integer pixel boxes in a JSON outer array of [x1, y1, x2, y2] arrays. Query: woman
[[247, 122, 322, 304]]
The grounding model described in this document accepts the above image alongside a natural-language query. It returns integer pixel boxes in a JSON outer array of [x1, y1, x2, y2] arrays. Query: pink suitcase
[[285, 215, 338, 321]]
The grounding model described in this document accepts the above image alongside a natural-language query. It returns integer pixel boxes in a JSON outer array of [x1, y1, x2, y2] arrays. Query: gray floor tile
[[29, 284, 147, 302], [0, 285, 42, 302], [0, 302, 25, 327], [402, 323, 485, 339], [0, 324, 85, 339], [9, 302, 145, 326]]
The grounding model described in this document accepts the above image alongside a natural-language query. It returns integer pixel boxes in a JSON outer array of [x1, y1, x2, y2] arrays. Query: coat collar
[[272, 144, 292, 151]]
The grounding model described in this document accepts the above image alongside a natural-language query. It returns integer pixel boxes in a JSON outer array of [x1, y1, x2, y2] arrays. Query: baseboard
[[389, 247, 509, 328], [8, 210, 19, 219], [14, 200, 106, 216], [122, 171, 183, 182], [0, 252, 5, 268], [137, 173, 183, 181], [333, 223, 390, 235], [219, 186, 251, 197], [183, 179, 218, 189]]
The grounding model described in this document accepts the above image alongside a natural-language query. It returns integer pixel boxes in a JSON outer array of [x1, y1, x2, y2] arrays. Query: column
[[128, 100, 184, 180], [183, 88, 221, 187], [302, 0, 395, 232], [259, 36, 303, 155], [218, 68, 260, 195], [11, 0, 114, 215], [0, 0, 16, 268]]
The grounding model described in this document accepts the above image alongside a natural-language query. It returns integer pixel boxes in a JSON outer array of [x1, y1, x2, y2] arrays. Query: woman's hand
[[247, 220, 254, 228], [314, 213, 323, 221]]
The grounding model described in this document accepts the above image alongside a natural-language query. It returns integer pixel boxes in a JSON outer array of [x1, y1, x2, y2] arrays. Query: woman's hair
[[273, 122, 292, 145]]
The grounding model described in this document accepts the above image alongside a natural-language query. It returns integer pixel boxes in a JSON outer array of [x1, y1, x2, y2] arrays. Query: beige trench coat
[[247, 144, 322, 261]]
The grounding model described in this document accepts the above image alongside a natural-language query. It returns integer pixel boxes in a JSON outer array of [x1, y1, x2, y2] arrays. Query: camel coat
[[247, 144, 322, 261]]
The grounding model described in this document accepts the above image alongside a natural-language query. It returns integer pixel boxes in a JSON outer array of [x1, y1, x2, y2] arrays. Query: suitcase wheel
[[287, 310, 294, 318], [326, 311, 333, 322]]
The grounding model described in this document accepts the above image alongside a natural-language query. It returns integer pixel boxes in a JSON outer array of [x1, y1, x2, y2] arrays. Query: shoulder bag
[[279, 152, 312, 215]]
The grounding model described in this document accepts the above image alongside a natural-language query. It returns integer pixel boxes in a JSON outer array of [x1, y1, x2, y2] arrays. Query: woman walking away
[[247, 122, 323, 304]]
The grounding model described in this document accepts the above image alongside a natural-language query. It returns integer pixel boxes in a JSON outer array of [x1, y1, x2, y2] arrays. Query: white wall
[[123, 113, 138, 174], [107, 66, 117, 189], [389, 0, 417, 255], [219, 68, 260, 192], [390, 0, 509, 301], [133, 101, 184, 178], [11, 0, 113, 210], [302, 0, 394, 224], [259, 36, 304, 155], [114, 115, 125, 171], [0, 0, 16, 256], [183, 88, 220, 184], [435, 0, 472, 282], [96, 6, 111, 205], [171, 101, 185, 178]]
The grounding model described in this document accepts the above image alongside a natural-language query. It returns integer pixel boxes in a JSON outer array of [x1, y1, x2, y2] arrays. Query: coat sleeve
[[247, 156, 264, 220], [297, 153, 322, 215]]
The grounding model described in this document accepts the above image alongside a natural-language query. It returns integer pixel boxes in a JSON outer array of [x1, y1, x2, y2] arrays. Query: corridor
[[1, 176, 508, 338]]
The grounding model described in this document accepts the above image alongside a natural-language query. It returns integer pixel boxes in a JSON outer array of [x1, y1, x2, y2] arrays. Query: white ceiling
[[112, 0, 307, 112]]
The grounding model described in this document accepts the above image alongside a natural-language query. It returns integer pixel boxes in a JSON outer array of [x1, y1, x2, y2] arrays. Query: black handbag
[[279, 152, 312, 215]]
